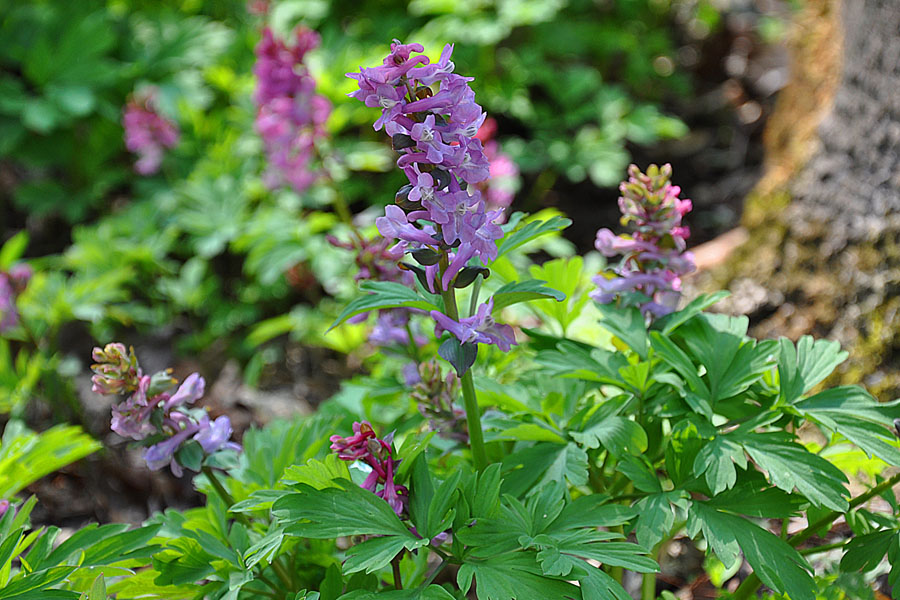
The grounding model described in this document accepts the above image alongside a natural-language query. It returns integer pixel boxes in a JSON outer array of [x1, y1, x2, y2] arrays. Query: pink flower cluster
[[330, 421, 408, 516], [122, 92, 179, 175], [254, 27, 331, 193], [347, 41, 515, 352], [0, 264, 31, 334], [592, 164, 696, 317], [92, 343, 240, 477]]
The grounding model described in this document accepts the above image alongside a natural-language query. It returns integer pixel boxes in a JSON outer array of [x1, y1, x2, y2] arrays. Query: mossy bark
[[702, 0, 900, 398]]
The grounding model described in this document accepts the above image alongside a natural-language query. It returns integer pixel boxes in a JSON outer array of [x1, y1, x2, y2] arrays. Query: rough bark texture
[[702, 0, 900, 398]]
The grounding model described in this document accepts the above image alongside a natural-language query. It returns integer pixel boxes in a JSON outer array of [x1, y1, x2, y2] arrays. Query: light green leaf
[[328, 282, 439, 331], [490, 280, 565, 312], [570, 415, 647, 456], [777, 336, 848, 403], [496, 215, 572, 258]]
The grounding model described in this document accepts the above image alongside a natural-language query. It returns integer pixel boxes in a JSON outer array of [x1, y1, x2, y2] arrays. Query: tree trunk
[[704, 0, 900, 398]]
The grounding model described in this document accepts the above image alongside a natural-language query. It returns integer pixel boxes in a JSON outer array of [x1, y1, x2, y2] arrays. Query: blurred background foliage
[[0, 0, 792, 397]]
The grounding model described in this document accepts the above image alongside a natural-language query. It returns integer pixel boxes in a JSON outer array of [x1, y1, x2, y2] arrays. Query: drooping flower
[[591, 164, 696, 317], [431, 298, 516, 352], [330, 421, 408, 516], [122, 91, 179, 175], [413, 361, 467, 443], [253, 26, 331, 193]]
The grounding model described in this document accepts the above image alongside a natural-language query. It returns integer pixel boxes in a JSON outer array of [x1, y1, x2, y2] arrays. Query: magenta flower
[[330, 421, 408, 516], [122, 92, 179, 175], [253, 26, 331, 193]]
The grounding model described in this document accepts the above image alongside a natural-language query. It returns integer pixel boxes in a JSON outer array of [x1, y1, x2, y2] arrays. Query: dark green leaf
[[438, 338, 477, 377]]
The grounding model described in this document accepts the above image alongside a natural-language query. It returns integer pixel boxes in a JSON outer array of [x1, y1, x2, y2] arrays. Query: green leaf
[[705, 481, 805, 518], [328, 282, 438, 331], [634, 493, 674, 549], [490, 280, 565, 312], [0, 232, 28, 270], [677, 316, 777, 402], [795, 386, 900, 465], [457, 552, 581, 600], [437, 338, 477, 377], [0, 566, 77, 599], [654, 291, 730, 335], [496, 215, 572, 258], [741, 432, 849, 511], [281, 454, 351, 489], [692, 437, 746, 495], [88, 574, 107, 600], [570, 415, 647, 457], [617, 455, 662, 494], [597, 304, 649, 359], [649, 332, 711, 416], [275, 479, 412, 539], [344, 535, 427, 574], [688, 502, 814, 600], [840, 530, 895, 573], [535, 343, 627, 386], [777, 336, 848, 403]]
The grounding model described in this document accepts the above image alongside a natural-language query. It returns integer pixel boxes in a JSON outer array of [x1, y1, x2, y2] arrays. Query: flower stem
[[201, 465, 251, 527], [732, 471, 900, 600], [439, 282, 488, 471], [391, 554, 403, 590]]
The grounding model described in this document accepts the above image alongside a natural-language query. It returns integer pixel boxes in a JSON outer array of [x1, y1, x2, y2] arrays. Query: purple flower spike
[[591, 164, 696, 318]]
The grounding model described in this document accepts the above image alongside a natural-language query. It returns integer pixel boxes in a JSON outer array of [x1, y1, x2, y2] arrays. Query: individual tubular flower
[[122, 91, 179, 175], [253, 26, 331, 194], [330, 421, 408, 516], [94, 344, 241, 476], [591, 164, 696, 317], [0, 264, 30, 335], [430, 298, 516, 352]]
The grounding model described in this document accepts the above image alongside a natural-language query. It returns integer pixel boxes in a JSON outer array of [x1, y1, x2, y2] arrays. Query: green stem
[[423, 558, 447, 587], [438, 268, 488, 472], [255, 572, 281, 593], [733, 471, 900, 600], [799, 539, 849, 556], [468, 276, 482, 317], [271, 559, 293, 590], [391, 554, 403, 590], [201, 466, 251, 527], [641, 569, 656, 600]]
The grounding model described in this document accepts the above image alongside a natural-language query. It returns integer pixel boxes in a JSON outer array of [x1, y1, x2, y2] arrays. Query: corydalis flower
[[0, 264, 31, 335], [413, 361, 467, 443], [431, 298, 516, 352], [591, 164, 696, 317], [330, 421, 408, 516], [254, 26, 330, 194], [94, 344, 240, 476], [122, 92, 179, 175], [347, 40, 500, 284]]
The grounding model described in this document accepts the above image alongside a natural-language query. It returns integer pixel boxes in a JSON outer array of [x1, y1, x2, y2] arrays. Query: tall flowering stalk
[[122, 90, 179, 175], [592, 164, 696, 318], [92, 343, 240, 477], [347, 41, 518, 470], [253, 26, 331, 193]]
